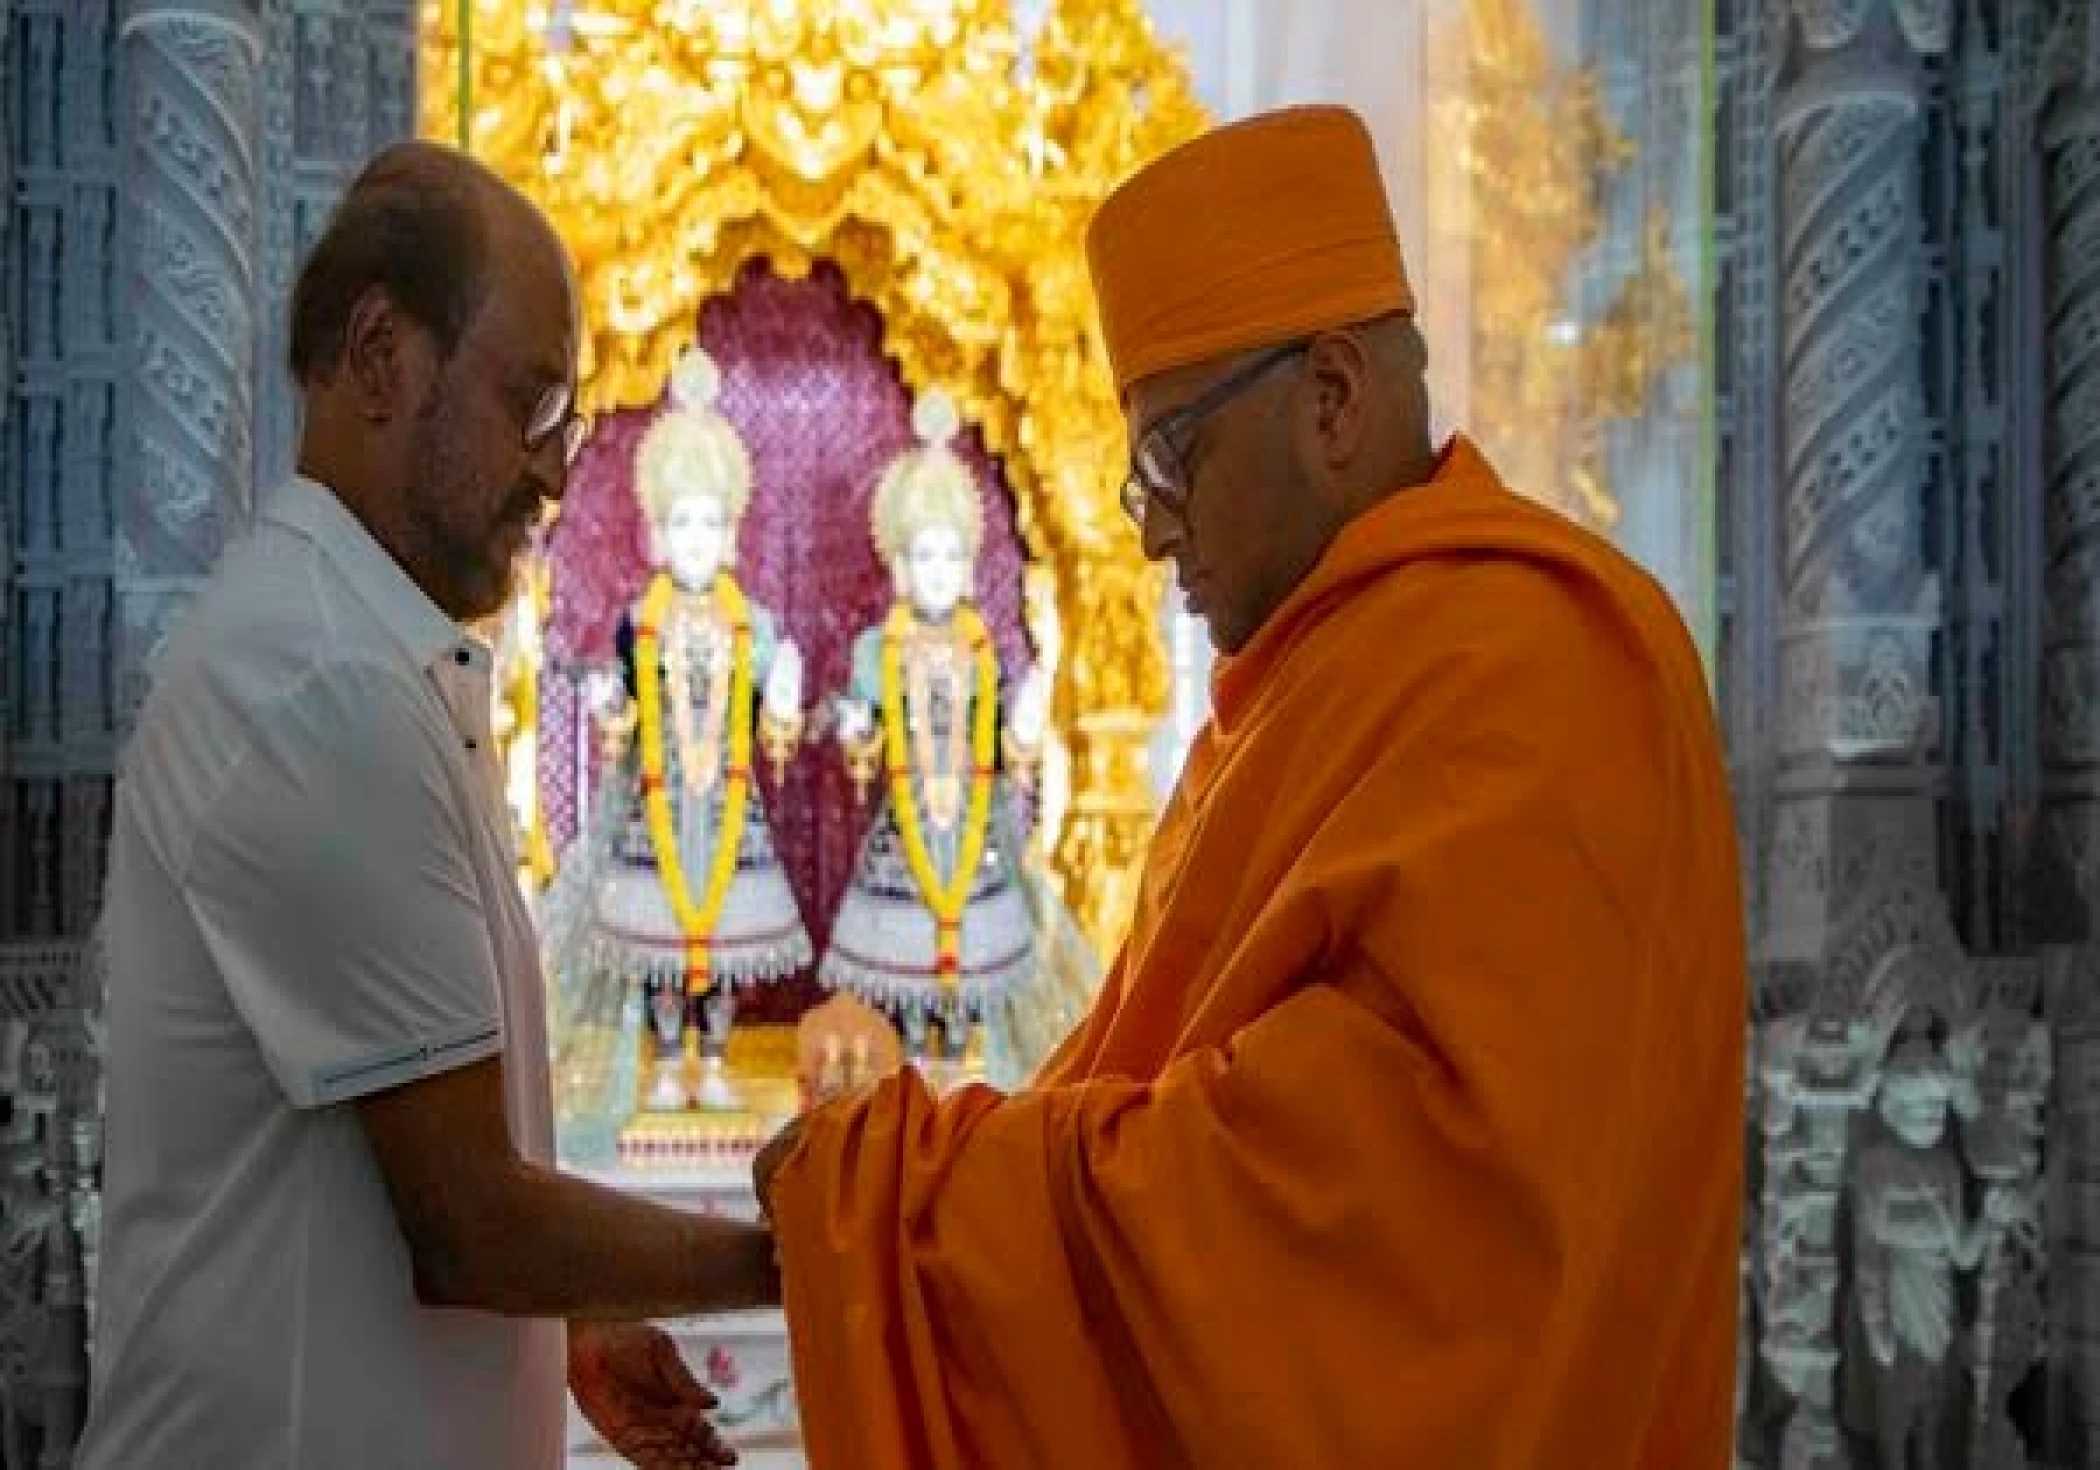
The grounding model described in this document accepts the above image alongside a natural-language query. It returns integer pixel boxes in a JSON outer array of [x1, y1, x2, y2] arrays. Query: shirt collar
[[259, 476, 490, 677]]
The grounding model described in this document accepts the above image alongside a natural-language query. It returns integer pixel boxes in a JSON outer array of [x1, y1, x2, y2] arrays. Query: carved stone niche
[[1836, 944, 2050, 1469]]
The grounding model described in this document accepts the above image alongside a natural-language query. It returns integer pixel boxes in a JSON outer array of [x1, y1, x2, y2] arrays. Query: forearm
[[415, 1162, 780, 1321]]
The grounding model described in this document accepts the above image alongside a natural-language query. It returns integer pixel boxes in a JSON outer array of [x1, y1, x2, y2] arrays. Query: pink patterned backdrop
[[540, 259, 1033, 1021]]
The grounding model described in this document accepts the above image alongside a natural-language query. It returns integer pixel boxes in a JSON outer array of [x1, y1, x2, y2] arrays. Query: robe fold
[[769, 435, 1746, 1469]]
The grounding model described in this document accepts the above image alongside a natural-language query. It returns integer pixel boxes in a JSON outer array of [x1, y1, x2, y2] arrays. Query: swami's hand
[[569, 1320, 737, 1468]]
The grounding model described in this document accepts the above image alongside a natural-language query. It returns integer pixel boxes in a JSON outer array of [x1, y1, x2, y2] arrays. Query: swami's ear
[[1300, 329, 1375, 470]]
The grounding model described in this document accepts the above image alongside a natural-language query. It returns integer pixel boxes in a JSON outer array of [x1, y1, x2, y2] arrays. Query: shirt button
[[465, 739, 479, 751]]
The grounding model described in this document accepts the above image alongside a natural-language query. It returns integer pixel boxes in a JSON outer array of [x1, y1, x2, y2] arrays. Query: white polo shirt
[[79, 477, 565, 1470]]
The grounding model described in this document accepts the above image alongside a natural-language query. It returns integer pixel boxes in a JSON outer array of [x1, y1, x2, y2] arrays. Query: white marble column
[[1754, 1, 1950, 1462], [1763, 0, 1947, 966], [115, 0, 263, 737]]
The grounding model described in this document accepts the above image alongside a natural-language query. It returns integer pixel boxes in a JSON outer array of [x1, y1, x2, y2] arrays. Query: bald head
[[290, 140, 565, 385]]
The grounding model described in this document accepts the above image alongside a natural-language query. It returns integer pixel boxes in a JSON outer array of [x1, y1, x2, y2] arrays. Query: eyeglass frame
[[523, 380, 588, 466], [446, 321, 589, 468], [1119, 340, 1309, 530]]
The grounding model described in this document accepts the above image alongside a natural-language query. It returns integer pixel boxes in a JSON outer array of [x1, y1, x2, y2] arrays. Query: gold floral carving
[[420, 1, 1205, 955]]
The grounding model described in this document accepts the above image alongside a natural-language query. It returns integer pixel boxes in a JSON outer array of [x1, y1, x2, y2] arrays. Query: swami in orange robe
[[763, 105, 1746, 1469]]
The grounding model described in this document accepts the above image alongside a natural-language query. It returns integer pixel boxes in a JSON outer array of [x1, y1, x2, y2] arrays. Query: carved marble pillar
[[115, 0, 263, 738], [2039, 0, 2100, 1456], [1755, 0, 1950, 1462], [1766, 0, 1949, 963]]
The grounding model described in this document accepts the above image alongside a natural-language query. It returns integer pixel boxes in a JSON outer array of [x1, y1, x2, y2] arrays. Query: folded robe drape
[[769, 435, 1746, 1470]]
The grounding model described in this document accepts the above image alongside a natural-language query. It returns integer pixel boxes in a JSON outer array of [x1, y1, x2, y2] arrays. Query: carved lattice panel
[[3, 1, 119, 942]]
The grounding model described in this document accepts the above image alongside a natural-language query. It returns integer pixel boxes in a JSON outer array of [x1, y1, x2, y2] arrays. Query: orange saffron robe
[[769, 436, 1746, 1469]]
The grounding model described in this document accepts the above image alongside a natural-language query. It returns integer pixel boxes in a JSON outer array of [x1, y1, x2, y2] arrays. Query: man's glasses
[[1119, 341, 1307, 530]]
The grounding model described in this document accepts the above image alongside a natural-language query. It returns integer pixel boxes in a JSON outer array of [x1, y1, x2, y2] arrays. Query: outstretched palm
[[570, 1320, 738, 1468]]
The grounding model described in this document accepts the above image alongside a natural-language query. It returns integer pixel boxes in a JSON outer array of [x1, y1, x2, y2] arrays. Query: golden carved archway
[[421, 0, 1205, 952]]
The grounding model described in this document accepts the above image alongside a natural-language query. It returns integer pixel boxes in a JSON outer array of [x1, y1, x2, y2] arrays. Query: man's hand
[[752, 1114, 808, 1227], [570, 1320, 737, 1468]]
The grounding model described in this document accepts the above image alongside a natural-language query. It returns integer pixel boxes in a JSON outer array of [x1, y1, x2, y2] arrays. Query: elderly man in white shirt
[[79, 141, 778, 1470]]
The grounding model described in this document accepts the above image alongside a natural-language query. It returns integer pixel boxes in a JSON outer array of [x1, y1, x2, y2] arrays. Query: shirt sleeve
[[179, 656, 506, 1108]]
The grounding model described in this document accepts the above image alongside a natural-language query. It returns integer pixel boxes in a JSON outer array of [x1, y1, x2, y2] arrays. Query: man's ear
[[340, 285, 441, 424], [1303, 330, 1373, 468]]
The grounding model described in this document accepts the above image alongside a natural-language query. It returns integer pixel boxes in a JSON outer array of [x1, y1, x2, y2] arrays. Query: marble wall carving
[[255, 2, 417, 494], [3, 1, 120, 947], [0, 4, 417, 1464], [1724, 0, 2088, 1464]]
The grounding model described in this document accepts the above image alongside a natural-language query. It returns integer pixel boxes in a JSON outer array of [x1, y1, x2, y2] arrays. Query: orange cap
[[1086, 105, 1415, 394]]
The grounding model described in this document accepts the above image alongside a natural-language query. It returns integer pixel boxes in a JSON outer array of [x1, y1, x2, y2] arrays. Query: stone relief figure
[[1752, 937, 2056, 1470], [1959, 1004, 2052, 1469], [0, 1030, 55, 1467], [1842, 1006, 1998, 1470], [1758, 1013, 1883, 1470]]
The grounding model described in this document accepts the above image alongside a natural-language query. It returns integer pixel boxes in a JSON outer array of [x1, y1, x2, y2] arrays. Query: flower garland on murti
[[635, 571, 753, 998], [880, 601, 997, 987]]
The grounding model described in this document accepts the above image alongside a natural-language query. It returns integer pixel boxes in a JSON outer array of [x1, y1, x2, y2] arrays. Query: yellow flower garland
[[635, 571, 754, 997], [880, 602, 997, 987]]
